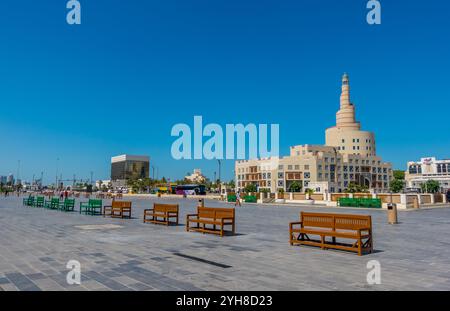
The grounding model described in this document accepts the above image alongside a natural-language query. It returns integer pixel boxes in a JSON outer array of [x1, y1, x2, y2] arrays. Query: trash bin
[[198, 198, 205, 208], [387, 203, 398, 224]]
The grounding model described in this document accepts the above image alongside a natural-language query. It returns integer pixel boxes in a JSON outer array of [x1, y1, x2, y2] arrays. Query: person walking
[[235, 191, 241, 207]]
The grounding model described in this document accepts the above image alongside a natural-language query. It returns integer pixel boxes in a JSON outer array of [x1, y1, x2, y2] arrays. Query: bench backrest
[[154, 203, 178, 213], [334, 214, 372, 230], [112, 200, 132, 208], [301, 212, 372, 230], [89, 199, 102, 207], [64, 198, 75, 207], [198, 207, 235, 219], [301, 212, 334, 229]]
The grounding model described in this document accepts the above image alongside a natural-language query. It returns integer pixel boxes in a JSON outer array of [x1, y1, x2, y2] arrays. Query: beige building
[[235, 74, 393, 193], [185, 169, 206, 184]]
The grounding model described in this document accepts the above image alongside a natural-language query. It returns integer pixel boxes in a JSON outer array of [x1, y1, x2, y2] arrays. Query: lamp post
[[217, 160, 222, 194], [55, 158, 60, 190]]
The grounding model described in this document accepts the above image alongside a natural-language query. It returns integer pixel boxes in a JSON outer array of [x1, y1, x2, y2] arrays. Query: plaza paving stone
[[0, 195, 450, 291]]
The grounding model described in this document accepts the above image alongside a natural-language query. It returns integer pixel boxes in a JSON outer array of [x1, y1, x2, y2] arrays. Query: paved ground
[[0, 195, 449, 291]]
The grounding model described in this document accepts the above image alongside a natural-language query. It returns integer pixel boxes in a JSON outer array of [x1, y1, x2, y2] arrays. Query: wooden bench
[[143, 203, 179, 226], [289, 212, 373, 256], [186, 207, 235, 236], [103, 200, 132, 218]]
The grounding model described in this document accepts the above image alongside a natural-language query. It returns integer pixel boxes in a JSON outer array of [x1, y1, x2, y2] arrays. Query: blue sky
[[0, 0, 449, 184]]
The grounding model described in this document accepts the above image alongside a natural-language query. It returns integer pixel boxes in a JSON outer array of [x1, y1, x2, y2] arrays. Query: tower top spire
[[342, 72, 349, 85]]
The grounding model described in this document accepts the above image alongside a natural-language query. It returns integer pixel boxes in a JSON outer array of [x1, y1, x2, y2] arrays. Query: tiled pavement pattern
[[1, 196, 450, 291]]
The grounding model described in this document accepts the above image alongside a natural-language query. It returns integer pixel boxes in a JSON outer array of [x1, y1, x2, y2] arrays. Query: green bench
[[244, 195, 257, 203], [227, 195, 237, 202], [80, 199, 103, 215], [338, 197, 381, 208], [59, 198, 75, 212], [23, 196, 35, 207], [45, 198, 60, 209], [34, 196, 45, 208]]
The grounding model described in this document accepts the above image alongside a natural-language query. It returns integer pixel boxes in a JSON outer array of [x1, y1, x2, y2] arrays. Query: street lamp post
[[56, 158, 60, 190]]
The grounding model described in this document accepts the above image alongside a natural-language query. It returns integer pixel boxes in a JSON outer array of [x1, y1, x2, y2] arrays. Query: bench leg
[[358, 239, 362, 256]]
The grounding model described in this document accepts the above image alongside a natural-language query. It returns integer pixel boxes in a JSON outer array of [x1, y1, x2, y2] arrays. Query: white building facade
[[405, 157, 450, 191]]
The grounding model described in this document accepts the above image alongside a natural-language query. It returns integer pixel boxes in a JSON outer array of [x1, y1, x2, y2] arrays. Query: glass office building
[[111, 155, 150, 180]]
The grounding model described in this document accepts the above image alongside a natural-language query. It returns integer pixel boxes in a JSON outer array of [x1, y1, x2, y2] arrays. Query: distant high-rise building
[[111, 155, 150, 181], [7, 174, 14, 185]]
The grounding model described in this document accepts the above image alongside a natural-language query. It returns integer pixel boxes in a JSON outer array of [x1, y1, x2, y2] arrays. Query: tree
[[390, 179, 404, 193], [244, 183, 257, 193], [421, 180, 440, 193], [344, 182, 369, 193], [288, 181, 302, 193], [390, 169, 406, 193], [393, 170, 405, 180], [305, 188, 315, 196], [228, 179, 235, 189]]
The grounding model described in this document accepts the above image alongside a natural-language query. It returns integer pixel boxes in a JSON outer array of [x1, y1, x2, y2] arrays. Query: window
[[294, 165, 300, 170], [304, 172, 310, 179], [304, 165, 310, 170], [278, 165, 284, 170], [278, 172, 284, 179], [288, 165, 292, 170]]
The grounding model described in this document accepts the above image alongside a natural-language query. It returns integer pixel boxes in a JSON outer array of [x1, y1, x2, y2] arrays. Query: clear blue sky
[[1, 0, 449, 184]]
